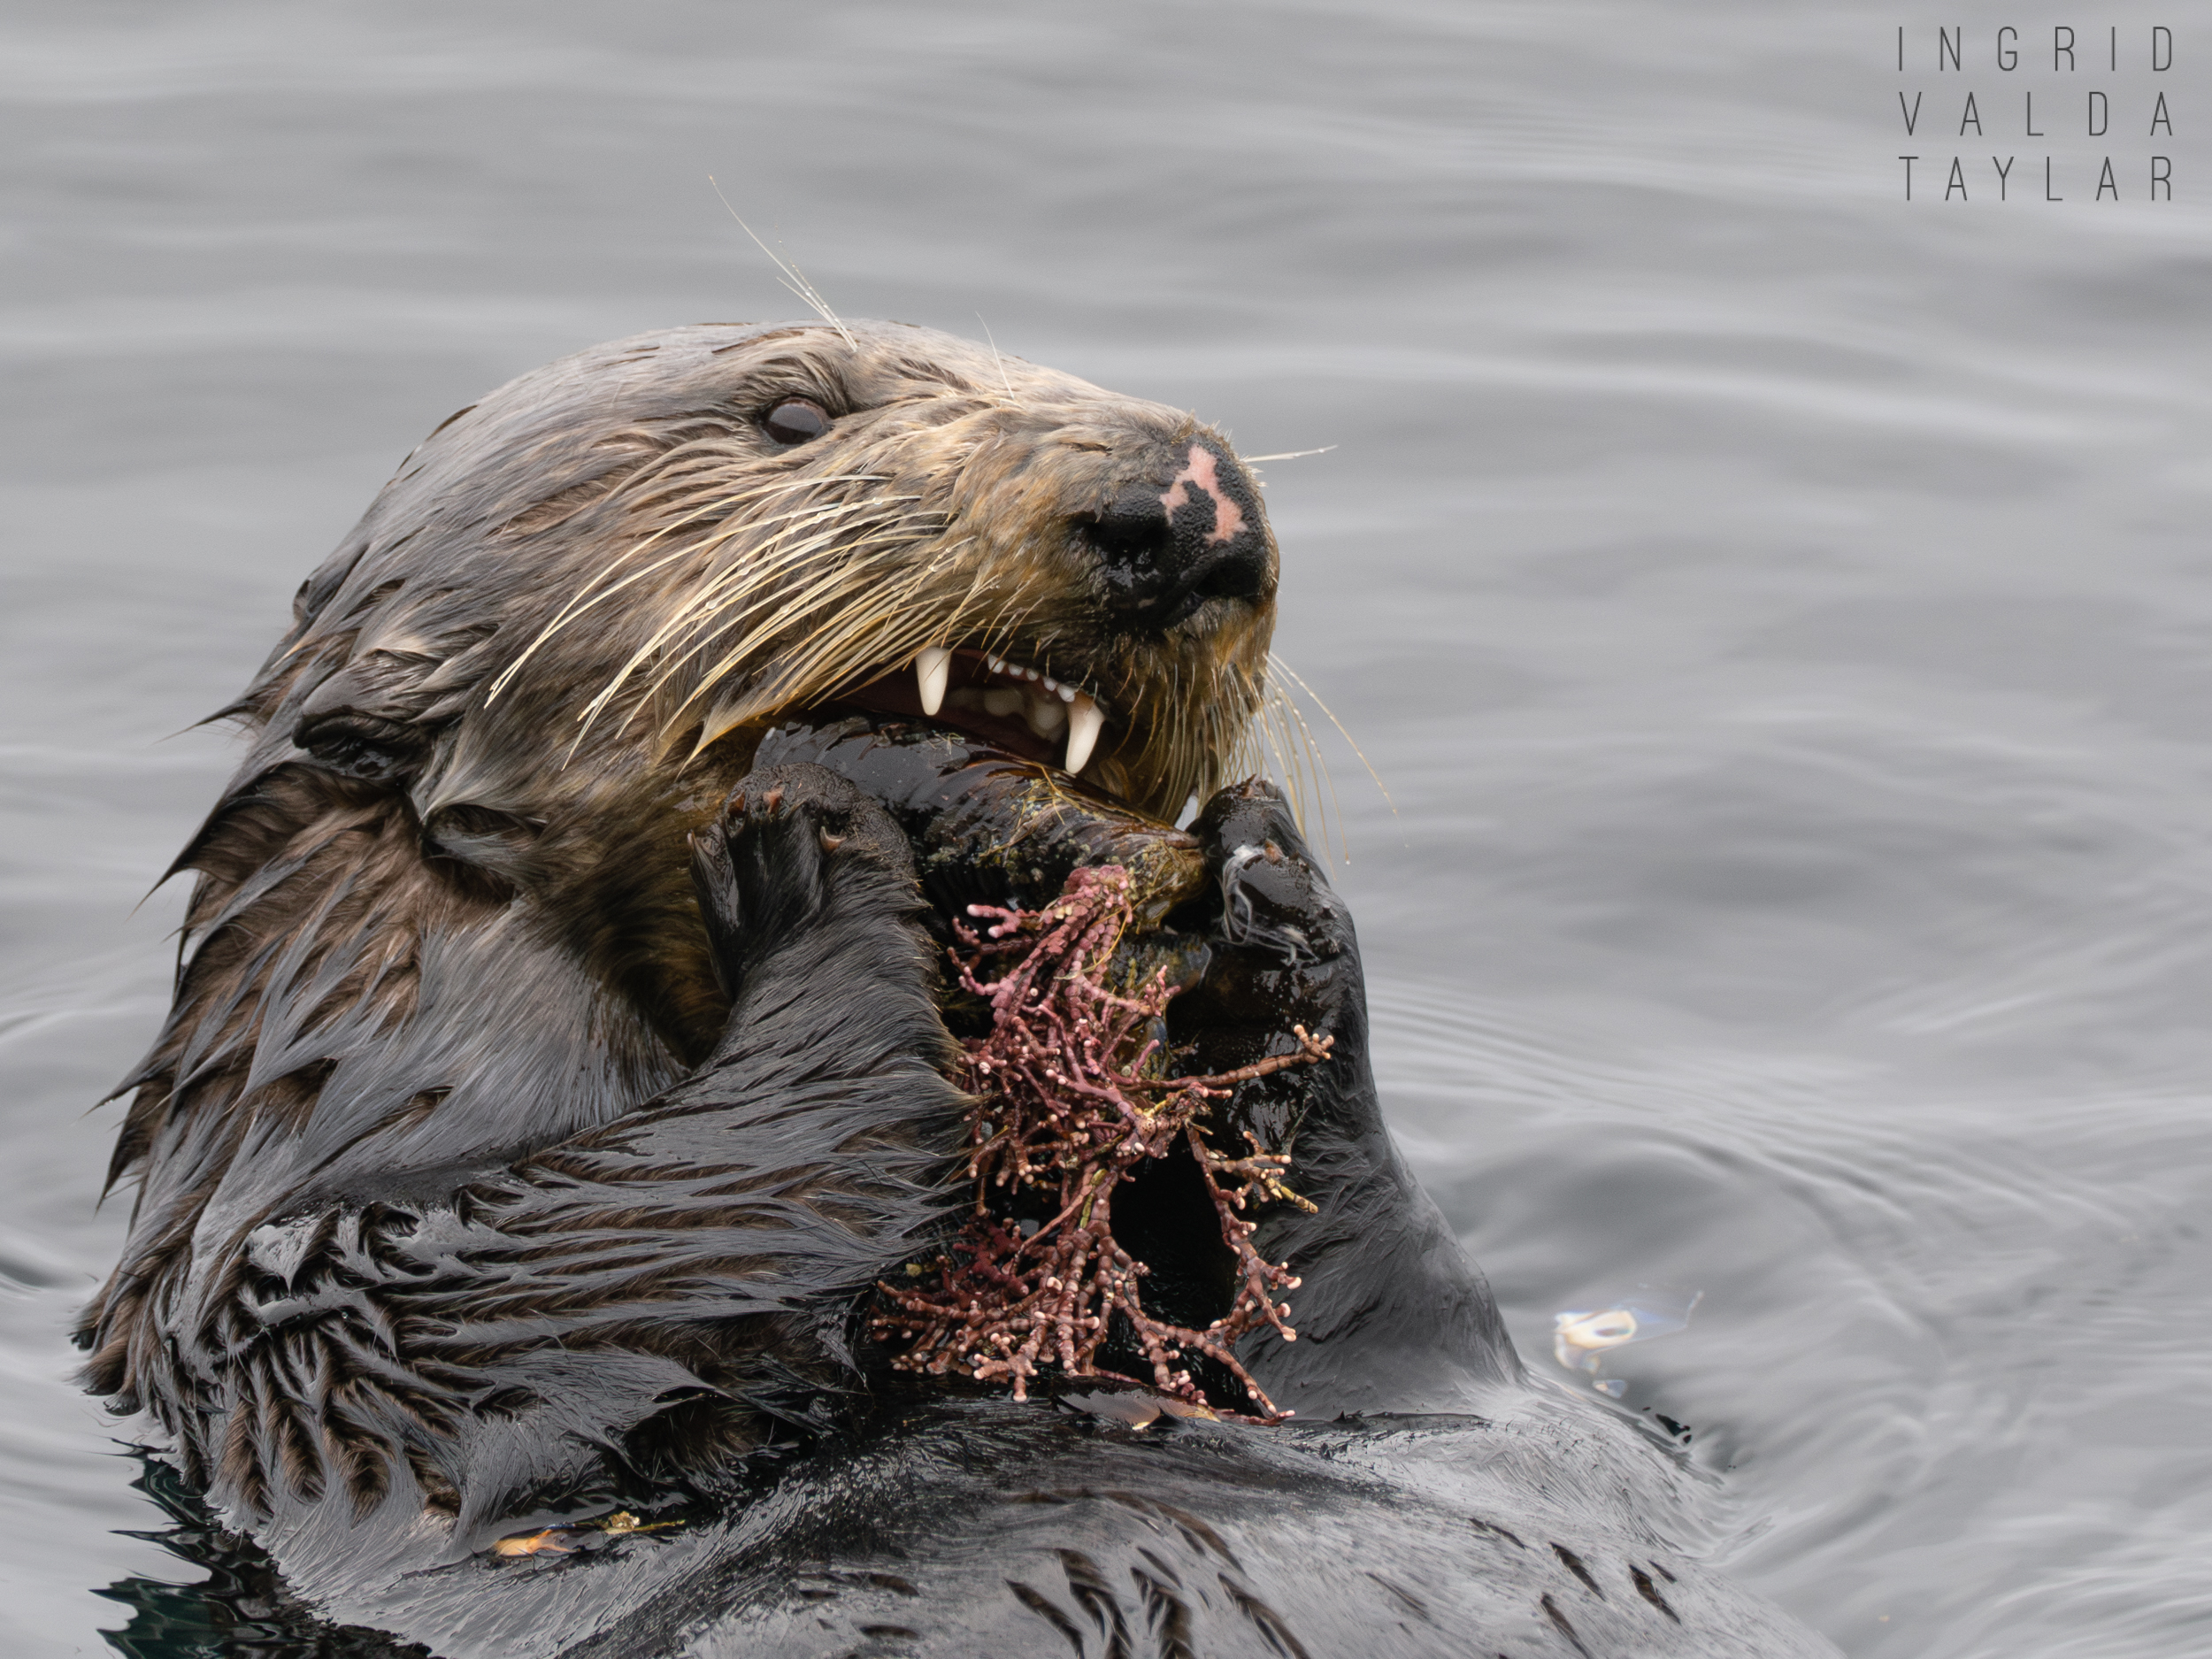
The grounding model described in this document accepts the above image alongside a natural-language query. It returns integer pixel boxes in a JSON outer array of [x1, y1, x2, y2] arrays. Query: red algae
[[874, 864, 1331, 1420]]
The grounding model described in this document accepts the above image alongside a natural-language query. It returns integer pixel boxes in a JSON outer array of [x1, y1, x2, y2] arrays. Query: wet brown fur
[[77, 322, 1279, 1548]]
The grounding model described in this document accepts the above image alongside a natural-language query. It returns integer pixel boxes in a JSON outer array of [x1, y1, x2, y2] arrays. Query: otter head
[[475, 318, 1279, 815], [92, 323, 1279, 1259]]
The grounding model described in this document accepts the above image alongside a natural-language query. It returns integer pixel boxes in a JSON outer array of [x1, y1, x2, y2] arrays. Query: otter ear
[[294, 711, 429, 785]]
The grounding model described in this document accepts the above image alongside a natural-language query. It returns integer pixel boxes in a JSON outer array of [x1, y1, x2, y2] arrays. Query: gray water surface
[[4, 3, 2210, 1654]]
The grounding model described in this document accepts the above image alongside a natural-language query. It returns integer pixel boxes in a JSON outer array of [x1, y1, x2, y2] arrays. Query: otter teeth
[[1064, 694, 1104, 775], [1025, 695, 1066, 739], [933, 649, 1105, 775], [915, 647, 951, 717]]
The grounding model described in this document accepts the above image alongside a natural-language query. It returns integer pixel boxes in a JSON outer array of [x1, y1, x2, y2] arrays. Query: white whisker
[[1269, 652, 1393, 815], [706, 177, 856, 350]]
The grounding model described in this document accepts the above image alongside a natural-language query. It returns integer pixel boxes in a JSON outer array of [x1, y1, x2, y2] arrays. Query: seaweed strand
[[873, 865, 1331, 1421]]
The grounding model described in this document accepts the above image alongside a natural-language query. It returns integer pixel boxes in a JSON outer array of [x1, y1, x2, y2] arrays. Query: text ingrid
[[1894, 25, 2176, 201]]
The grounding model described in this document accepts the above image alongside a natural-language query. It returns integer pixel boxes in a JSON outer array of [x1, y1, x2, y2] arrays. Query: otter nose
[[1081, 442, 1271, 629]]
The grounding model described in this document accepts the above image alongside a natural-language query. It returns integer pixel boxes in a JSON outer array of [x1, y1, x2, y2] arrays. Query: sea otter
[[81, 322, 1837, 1656]]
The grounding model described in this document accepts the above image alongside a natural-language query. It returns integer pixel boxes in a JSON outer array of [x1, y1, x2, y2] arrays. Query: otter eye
[[763, 399, 830, 445]]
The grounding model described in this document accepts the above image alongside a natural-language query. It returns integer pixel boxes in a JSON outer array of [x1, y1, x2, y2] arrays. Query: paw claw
[[694, 763, 921, 991]]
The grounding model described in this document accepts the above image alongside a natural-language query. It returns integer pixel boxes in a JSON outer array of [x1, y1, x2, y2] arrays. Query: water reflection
[[95, 1455, 427, 1659]]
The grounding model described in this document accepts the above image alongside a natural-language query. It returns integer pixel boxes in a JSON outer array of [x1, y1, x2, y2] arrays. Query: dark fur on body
[[95, 758, 1832, 1659], [81, 325, 1837, 1655], [98, 765, 965, 1578]]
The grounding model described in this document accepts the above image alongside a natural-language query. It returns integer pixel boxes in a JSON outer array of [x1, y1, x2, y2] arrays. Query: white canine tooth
[[1064, 693, 1104, 775], [915, 646, 951, 717]]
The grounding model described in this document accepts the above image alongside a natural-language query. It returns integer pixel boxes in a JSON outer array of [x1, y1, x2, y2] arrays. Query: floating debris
[[492, 1527, 578, 1559], [1551, 1288, 1703, 1387], [488, 1509, 684, 1558], [1061, 1386, 1223, 1429]]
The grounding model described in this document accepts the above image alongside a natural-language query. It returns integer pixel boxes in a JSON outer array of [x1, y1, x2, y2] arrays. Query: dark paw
[[1166, 780, 1367, 1156], [692, 762, 921, 994], [1191, 780, 1349, 969]]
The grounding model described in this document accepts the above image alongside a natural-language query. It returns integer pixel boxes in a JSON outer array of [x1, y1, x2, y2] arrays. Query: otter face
[[93, 324, 1279, 1243], [483, 319, 1279, 818]]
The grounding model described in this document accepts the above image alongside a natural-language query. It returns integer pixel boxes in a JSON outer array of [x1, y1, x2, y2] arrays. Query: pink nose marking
[[1159, 444, 1247, 546]]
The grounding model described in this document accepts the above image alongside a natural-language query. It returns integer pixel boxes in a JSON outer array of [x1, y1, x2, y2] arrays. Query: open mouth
[[838, 648, 1114, 782]]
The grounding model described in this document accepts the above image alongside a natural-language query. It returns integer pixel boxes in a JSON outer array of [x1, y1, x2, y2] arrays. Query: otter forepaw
[[1166, 779, 1371, 1156], [693, 762, 923, 994], [1193, 779, 1352, 971]]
